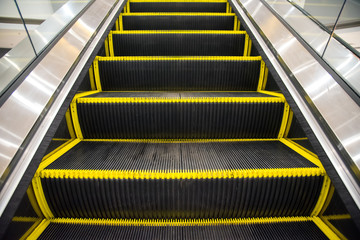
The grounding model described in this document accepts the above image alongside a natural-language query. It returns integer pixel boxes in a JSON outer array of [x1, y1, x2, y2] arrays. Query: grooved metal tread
[[37, 220, 328, 240], [45, 141, 316, 171]]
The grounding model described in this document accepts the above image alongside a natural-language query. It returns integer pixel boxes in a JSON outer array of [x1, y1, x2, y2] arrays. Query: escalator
[[3, 0, 360, 239]]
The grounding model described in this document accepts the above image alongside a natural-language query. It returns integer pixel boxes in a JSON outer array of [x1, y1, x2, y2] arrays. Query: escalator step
[[121, 13, 235, 30], [110, 31, 246, 56], [95, 56, 263, 91], [129, 1, 227, 12], [73, 92, 285, 139], [35, 218, 329, 240], [35, 140, 325, 218]]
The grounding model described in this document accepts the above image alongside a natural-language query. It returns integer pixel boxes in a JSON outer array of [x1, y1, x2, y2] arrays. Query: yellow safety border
[[279, 138, 322, 168], [32, 177, 53, 219], [283, 109, 293, 138], [70, 91, 100, 139], [39, 167, 323, 180], [11, 217, 43, 240], [83, 138, 278, 143], [226, 2, 230, 12], [104, 37, 110, 56], [97, 55, 261, 61], [27, 186, 44, 218], [41, 139, 71, 162], [320, 184, 335, 215], [33, 139, 81, 219], [320, 217, 348, 240], [115, 18, 120, 32], [285, 138, 318, 158], [261, 66, 269, 90], [121, 12, 235, 16], [76, 96, 284, 104], [126, 0, 130, 13], [313, 217, 341, 240], [111, 29, 246, 34], [88, 64, 96, 90], [277, 102, 290, 139], [27, 219, 50, 240], [118, 15, 123, 31], [50, 216, 311, 226], [129, 0, 228, 2], [247, 38, 252, 56], [311, 175, 331, 216], [233, 16, 237, 31], [256, 60, 266, 91], [243, 34, 249, 56], [93, 57, 103, 90], [108, 33, 114, 57], [65, 108, 76, 139]]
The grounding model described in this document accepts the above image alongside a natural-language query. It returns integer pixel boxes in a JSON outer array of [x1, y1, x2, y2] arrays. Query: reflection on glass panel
[[333, 0, 360, 55], [265, 0, 329, 54], [289, 0, 344, 31], [17, 0, 91, 54], [323, 36, 360, 96], [0, 0, 34, 57], [0, 0, 37, 95]]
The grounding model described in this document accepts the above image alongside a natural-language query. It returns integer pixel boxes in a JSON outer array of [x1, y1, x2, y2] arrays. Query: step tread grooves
[[45, 141, 317, 170]]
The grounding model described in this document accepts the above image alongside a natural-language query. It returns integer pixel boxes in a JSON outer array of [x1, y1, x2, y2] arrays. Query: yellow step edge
[[110, 30, 246, 34], [121, 12, 235, 16], [50, 216, 312, 226], [12, 217, 40, 222], [39, 167, 324, 180], [76, 97, 285, 104], [83, 138, 279, 143], [129, 0, 228, 2], [26, 219, 50, 240], [96, 56, 262, 61], [313, 217, 341, 240]]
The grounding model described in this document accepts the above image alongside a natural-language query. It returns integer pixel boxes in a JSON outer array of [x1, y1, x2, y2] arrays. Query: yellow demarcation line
[[283, 109, 293, 138], [129, 0, 228, 2], [93, 58, 103, 90], [27, 186, 44, 218], [71, 91, 100, 139], [11, 217, 43, 240], [277, 102, 290, 139], [76, 96, 284, 104], [41, 139, 73, 162], [83, 138, 279, 143], [320, 184, 335, 215], [258, 90, 285, 99], [65, 109, 76, 139], [247, 38, 252, 56], [311, 175, 331, 216], [279, 138, 322, 168], [313, 217, 341, 240], [12, 216, 40, 222], [233, 16, 237, 31], [261, 66, 268, 90], [126, 0, 130, 13], [285, 138, 318, 158], [88, 65, 96, 90], [27, 219, 50, 240], [97, 55, 260, 61], [256, 60, 266, 91], [320, 217, 348, 240], [50, 216, 312, 226], [104, 37, 109, 56], [39, 167, 323, 180], [33, 139, 81, 219], [243, 34, 249, 56], [111, 29, 246, 34], [115, 18, 120, 32], [226, 2, 230, 12], [108, 33, 114, 57], [121, 12, 235, 16], [118, 15, 123, 31], [322, 214, 351, 220]]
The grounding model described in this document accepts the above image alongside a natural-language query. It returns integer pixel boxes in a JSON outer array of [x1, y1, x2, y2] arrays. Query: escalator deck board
[[129, 2, 227, 12], [110, 31, 246, 56], [36, 219, 328, 240], [95, 56, 263, 91], [121, 14, 235, 30], [74, 92, 285, 139], [44, 141, 318, 171]]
